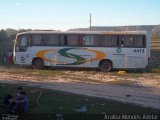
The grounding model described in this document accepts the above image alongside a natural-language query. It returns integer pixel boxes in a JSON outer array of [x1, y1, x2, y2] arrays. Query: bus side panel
[[124, 56, 148, 68], [19, 46, 149, 69], [109, 48, 148, 69]]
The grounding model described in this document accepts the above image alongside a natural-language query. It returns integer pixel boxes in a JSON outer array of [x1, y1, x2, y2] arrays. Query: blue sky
[[0, 0, 160, 30]]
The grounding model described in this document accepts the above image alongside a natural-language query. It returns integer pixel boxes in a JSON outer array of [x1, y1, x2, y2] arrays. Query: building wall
[[151, 32, 160, 50]]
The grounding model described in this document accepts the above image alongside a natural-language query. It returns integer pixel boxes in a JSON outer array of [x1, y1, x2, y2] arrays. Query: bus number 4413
[[133, 49, 144, 53]]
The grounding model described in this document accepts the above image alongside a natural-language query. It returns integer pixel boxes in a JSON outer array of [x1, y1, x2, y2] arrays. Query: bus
[[13, 31, 150, 71]]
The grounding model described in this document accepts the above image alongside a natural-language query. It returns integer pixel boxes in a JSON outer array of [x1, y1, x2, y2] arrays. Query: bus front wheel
[[99, 60, 112, 72], [32, 58, 44, 69]]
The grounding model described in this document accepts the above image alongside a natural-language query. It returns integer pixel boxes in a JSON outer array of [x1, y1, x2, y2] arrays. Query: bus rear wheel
[[99, 60, 112, 72], [32, 58, 44, 69]]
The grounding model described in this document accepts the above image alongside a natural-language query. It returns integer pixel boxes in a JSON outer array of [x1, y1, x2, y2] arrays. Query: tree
[[0, 29, 8, 43]]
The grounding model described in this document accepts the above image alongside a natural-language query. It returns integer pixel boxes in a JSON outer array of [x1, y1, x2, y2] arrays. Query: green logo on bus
[[116, 48, 122, 53]]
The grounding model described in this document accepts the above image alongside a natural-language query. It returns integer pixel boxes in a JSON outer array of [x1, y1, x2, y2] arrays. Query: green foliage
[[0, 29, 17, 51], [0, 29, 8, 42]]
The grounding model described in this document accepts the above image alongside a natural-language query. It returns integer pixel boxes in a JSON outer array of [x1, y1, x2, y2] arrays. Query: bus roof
[[17, 30, 148, 36]]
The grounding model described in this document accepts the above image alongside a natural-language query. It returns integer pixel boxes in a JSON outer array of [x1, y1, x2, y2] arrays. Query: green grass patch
[[0, 83, 159, 117], [0, 82, 160, 120]]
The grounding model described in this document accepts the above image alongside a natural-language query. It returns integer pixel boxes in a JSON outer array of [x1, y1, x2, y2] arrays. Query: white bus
[[13, 31, 150, 71]]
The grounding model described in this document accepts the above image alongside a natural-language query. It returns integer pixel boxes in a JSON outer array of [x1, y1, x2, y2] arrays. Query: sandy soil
[[0, 66, 160, 109]]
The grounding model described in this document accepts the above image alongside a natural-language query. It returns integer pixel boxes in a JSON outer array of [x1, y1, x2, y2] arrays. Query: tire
[[32, 59, 44, 69], [99, 60, 112, 72]]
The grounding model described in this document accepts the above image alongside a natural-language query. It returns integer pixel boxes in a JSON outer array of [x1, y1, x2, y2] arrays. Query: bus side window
[[133, 35, 144, 48], [59, 35, 68, 46], [59, 35, 64, 45], [78, 35, 83, 45], [111, 35, 119, 47], [93, 35, 101, 46], [82, 35, 86, 45], [143, 35, 146, 47], [41, 35, 46, 45], [46, 34, 59, 46], [64, 35, 67, 45], [67, 34, 83, 46], [120, 35, 124, 47], [129, 35, 133, 46], [120, 35, 131, 47], [83, 35, 90, 46], [32, 34, 41, 46], [101, 35, 118, 47], [28, 35, 32, 46]]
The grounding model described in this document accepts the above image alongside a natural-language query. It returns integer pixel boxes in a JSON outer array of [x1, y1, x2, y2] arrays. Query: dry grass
[[0, 65, 160, 88]]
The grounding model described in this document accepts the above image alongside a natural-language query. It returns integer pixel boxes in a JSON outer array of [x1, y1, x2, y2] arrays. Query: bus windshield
[[15, 35, 28, 52], [16, 35, 28, 47]]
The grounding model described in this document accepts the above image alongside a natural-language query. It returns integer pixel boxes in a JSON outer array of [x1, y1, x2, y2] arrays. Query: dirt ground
[[0, 66, 160, 109]]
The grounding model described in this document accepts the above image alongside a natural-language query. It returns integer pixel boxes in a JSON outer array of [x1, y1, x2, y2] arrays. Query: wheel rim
[[100, 61, 112, 72], [103, 63, 110, 70], [33, 59, 43, 69]]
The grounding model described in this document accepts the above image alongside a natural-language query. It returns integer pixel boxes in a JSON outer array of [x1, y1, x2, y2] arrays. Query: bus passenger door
[[15, 36, 28, 65]]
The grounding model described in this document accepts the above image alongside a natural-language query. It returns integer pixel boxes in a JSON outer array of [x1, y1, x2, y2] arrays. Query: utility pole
[[89, 13, 92, 31]]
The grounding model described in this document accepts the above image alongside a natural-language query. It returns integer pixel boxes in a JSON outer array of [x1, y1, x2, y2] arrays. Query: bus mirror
[[16, 47, 19, 52]]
